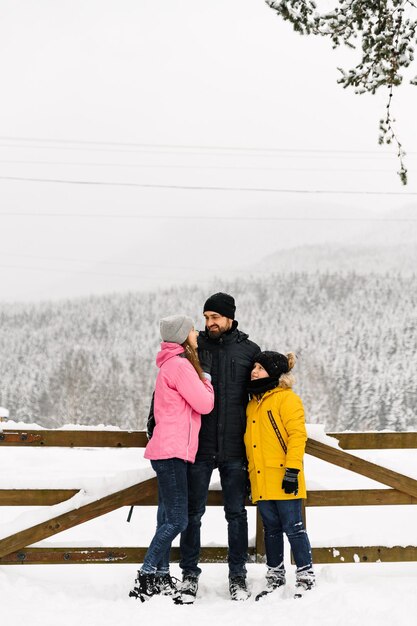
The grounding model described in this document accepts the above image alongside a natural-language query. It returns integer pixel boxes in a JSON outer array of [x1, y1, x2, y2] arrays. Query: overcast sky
[[1, 0, 417, 302]]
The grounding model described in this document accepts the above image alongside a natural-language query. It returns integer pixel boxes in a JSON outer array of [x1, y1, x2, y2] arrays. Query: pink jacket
[[144, 342, 214, 463]]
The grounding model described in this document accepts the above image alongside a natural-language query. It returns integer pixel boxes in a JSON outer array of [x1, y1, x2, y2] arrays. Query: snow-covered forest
[[1, 267, 416, 432]]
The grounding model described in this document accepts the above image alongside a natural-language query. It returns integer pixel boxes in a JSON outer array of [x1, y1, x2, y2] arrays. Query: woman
[[244, 351, 315, 600], [130, 315, 214, 603]]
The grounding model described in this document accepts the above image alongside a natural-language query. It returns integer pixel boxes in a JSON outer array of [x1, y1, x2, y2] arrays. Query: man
[[177, 292, 260, 603]]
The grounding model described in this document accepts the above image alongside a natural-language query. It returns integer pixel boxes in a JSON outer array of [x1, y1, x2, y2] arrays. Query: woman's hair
[[279, 352, 296, 389], [181, 337, 205, 381]]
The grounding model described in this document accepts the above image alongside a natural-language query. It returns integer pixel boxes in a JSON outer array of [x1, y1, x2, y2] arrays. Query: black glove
[[198, 349, 212, 375], [282, 468, 300, 495]]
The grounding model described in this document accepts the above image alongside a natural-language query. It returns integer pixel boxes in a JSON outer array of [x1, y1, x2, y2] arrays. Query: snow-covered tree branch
[[266, 0, 417, 184]]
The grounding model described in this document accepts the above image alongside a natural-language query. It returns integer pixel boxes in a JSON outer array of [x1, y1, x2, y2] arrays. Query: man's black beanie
[[203, 292, 236, 320]]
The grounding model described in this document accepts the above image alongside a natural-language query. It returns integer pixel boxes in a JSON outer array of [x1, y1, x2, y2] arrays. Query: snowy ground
[[2, 561, 417, 626], [1, 422, 417, 625]]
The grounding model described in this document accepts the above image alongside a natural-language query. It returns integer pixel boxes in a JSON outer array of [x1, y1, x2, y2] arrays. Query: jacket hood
[[156, 342, 185, 368]]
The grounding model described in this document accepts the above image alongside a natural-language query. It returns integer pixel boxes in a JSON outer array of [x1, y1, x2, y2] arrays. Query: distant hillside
[[1, 270, 416, 432], [256, 243, 417, 275]]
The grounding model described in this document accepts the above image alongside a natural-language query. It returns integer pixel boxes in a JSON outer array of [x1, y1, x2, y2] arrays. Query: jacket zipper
[[186, 406, 192, 461], [267, 409, 288, 454]]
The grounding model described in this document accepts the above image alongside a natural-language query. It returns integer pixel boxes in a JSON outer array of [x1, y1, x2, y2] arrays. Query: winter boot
[[155, 573, 180, 596], [255, 566, 286, 601], [294, 568, 315, 599], [229, 575, 251, 601], [173, 574, 199, 605], [129, 571, 159, 602]]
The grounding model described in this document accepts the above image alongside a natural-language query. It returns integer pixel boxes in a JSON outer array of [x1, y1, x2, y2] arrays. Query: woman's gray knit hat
[[160, 315, 194, 344]]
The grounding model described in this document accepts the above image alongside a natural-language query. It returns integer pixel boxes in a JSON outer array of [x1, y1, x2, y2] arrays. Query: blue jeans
[[154, 488, 169, 575], [180, 459, 248, 578], [257, 499, 312, 571], [141, 458, 189, 574]]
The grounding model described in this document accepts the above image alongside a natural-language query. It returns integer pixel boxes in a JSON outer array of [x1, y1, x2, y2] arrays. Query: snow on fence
[[0, 430, 417, 565]]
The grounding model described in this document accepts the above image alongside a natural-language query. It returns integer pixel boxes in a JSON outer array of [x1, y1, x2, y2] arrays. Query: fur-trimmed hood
[[278, 371, 296, 390]]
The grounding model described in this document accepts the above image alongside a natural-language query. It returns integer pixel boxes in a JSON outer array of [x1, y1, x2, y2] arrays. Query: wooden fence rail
[[2, 429, 417, 449], [0, 429, 416, 565]]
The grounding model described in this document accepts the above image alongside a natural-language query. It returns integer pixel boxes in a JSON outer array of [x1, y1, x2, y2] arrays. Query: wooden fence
[[0, 429, 416, 565]]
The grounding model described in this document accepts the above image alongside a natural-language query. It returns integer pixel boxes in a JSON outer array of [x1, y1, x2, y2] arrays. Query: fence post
[[255, 508, 265, 563]]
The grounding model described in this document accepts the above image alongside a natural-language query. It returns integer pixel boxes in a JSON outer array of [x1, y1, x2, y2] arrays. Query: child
[[244, 351, 315, 600]]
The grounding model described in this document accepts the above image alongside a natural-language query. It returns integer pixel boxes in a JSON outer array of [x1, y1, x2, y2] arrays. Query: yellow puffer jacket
[[244, 386, 307, 502]]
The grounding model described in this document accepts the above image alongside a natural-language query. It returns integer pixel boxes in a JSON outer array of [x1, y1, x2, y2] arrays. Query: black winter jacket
[[196, 322, 260, 462]]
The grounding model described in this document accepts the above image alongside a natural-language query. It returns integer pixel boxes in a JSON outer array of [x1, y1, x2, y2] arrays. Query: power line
[[1, 135, 413, 155], [0, 262, 149, 279], [1, 143, 409, 161], [0, 212, 417, 221], [1, 174, 417, 195], [0, 158, 408, 174], [1, 138, 415, 162], [0, 253, 226, 272], [0, 262, 216, 280], [0, 262, 232, 283]]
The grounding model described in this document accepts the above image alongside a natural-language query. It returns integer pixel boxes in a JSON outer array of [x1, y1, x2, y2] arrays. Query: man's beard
[[207, 327, 225, 339]]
